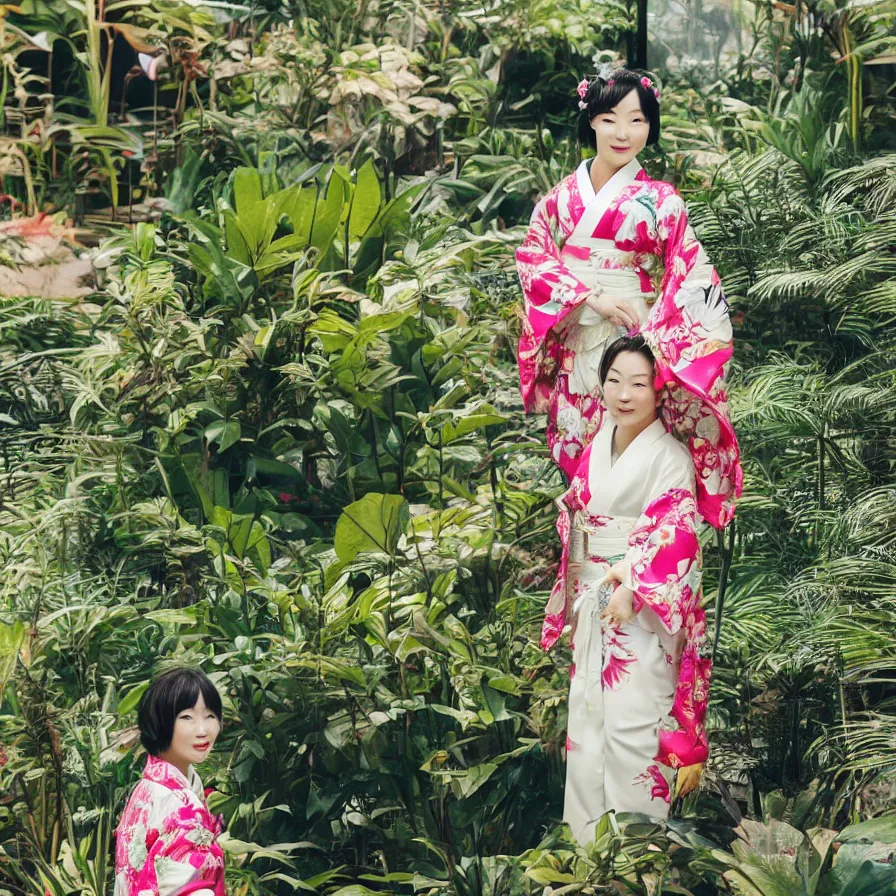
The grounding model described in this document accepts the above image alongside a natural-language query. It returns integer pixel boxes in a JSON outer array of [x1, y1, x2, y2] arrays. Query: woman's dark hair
[[599, 334, 657, 386], [137, 667, 223, 755], [580, 68, 661, 146]]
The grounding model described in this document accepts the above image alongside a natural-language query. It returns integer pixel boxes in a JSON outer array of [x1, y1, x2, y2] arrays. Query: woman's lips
[[616, 407, 635, 414], [193, 743, 210, 751], [611, 145, 630, 153]]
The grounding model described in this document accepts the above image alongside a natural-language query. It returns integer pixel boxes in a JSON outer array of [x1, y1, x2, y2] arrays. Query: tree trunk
[[636, 0, 648, 69]]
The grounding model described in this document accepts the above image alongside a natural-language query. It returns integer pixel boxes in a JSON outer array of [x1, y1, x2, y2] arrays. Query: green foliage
[[1, 0, 896, 893]]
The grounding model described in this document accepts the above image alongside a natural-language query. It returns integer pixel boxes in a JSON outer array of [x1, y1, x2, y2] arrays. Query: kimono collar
[[588, 417, 667, 512], [143, 754, 204, 796], [613, 417, 667, 462], [575, 157, 643, 208]]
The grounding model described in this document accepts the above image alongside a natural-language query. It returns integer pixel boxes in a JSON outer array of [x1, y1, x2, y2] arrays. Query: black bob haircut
[[599, 334, 657, 387], [579, 68, 661, 147], [137, 667, 223, 755]]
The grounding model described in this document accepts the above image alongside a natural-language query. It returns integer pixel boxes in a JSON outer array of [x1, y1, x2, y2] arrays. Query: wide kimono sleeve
[[625, 487, 711, 768], [515, 181, 593, 414], [539, 445, 593, 650], [644, 186, 742, 529], [151, 797, 225, 896]]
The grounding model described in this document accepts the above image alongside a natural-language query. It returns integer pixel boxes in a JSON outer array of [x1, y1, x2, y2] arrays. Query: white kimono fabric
[[563, 419, 699, 844]]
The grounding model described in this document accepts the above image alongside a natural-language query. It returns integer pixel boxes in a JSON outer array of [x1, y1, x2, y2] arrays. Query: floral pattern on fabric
[[601, 623, 637, 689], [541, 448, 711, 770], [114, 755, 225, 896], [626, 490, 710, 767], [634, 764, 672, 803], [626, 489, 702, 635], [516, 168, 741, 526], [568, 572, 637, 690]]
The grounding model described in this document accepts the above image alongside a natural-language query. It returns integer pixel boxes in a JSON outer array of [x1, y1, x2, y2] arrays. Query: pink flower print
[[635, 764, 671, 802], [541, 611, 566, 650], [601, 626, 636, 690], [566, 735, 575, 752]]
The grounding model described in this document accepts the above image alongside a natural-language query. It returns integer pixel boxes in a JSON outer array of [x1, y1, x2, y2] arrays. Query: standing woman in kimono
[[115, 667, 226, 896], [516, 66, 740, 529], [545, 335, 710, 843]]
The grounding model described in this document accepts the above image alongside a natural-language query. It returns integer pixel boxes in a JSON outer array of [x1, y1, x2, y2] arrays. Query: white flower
[[556, 405, 584, 439], [127, 824, 148, 870], [155, 856, 188, 880], [186, 824, 214, 847]]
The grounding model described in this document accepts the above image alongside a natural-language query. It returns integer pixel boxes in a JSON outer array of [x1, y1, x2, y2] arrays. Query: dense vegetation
[[1, 0, 895, 893]]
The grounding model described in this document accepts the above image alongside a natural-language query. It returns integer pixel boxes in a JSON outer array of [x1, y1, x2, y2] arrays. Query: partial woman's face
[[602, 350, 658, 431], [160, 693, 221, 774], [591, 88, 650, 170]]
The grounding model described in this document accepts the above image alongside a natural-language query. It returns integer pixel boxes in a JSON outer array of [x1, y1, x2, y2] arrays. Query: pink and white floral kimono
[[114, 755, 225, 896], [546, 418, 710, 843], [516, 157, 741, 528]]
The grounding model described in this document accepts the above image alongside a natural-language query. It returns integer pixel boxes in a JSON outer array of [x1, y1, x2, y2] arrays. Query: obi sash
[[557, 237, 657, 396]]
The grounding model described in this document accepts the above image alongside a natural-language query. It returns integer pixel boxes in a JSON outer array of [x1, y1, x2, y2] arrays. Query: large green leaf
[[334, 493, 409, 562], [348, 159, 382, 242], [0, 622, 26, 696], [118, 680, 150, 715], [205, 420, 241, 453], [441, 407, 507, 443], [207, 506, 270, 573], [836, 814, 896, 844], [828, 842, 896, 896], [223, 209, 251, 265], [233, 166, 263, 216], [274, 184, 317, 245], [311, 174, 346, 256]]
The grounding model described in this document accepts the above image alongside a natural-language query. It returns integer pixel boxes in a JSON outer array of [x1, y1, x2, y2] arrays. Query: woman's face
[[602, 350, 658, 430], [160, 693, 221, 773], [591, 88, 650, 170]]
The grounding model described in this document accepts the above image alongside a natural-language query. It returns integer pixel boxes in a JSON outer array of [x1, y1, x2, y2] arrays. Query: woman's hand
[[604, 559, 631, 587], [599, 585, 635, 625], [674, 763, 704, 799], [585, 292, 640, 330]]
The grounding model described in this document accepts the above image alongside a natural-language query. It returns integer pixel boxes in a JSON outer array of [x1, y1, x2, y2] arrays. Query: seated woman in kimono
[[543, 335, 710, 844], [115, 667, 226, 896], [516, 66, 739, 530]]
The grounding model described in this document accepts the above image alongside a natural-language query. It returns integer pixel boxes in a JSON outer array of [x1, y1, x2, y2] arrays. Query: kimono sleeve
[[516, 187, 594, 413], [654, 188, 732, 387], [624, 487, 701, 635], [645, 186, 742, 528], [625, 487, 711, 767], [659, 609, 712, 768], [153, 801, 224, 896]]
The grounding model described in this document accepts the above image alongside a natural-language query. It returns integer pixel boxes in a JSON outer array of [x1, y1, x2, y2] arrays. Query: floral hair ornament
[[640, 74, 661, 102], [576, 77, 590, 110]]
